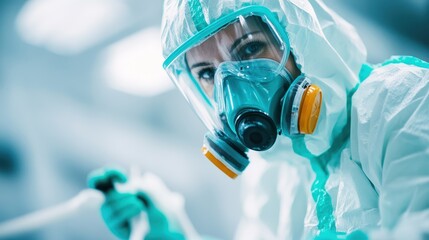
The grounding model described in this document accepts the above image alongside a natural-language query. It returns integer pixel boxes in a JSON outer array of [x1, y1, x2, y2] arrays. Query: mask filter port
[[235, 109, 277, 151]]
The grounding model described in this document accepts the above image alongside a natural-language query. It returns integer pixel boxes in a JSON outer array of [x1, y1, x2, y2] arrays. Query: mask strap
[[291, 135, 337, 233], [290, 84, 358, 233], [187, 0, 209, 31]]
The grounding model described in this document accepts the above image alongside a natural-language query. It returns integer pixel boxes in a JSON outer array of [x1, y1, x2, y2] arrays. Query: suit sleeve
[[352, 62, 429, 239]]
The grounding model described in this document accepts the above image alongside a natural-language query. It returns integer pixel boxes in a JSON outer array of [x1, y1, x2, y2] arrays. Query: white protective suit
[[235, 58, 429, 239], [156, 0, 429, 239]]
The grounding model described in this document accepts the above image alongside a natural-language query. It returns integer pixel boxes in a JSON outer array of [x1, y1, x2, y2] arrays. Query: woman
[[89, 0, 429, 239]]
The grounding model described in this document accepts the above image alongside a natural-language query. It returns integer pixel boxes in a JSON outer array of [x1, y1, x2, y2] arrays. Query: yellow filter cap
[[299, 84, 322, 134], [202, 145, 238, 179]]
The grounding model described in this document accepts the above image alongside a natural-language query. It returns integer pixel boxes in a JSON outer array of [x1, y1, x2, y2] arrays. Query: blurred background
[[0, 0, 428, 239]]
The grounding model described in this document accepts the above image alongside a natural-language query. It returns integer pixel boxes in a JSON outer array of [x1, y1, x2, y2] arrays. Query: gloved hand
[[87, 168, 185, 240]]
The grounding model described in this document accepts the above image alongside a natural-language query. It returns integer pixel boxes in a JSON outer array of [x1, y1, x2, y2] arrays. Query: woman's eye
[[237, 41, 266, 59], [198, 68, 215, 83]]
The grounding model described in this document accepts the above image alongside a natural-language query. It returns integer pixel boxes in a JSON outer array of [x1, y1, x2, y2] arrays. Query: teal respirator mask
[[163, 7, 322, 178]]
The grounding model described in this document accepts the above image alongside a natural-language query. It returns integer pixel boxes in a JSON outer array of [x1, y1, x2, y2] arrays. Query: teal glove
[[102, 191, 145, 239], [88, 168, 142, 239], [87, 168, 185, 240]]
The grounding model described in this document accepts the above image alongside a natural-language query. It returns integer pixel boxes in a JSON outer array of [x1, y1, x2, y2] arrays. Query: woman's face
[[186, 16, 300, 98]]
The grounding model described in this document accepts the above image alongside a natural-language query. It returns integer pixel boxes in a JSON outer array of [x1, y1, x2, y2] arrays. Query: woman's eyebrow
[[229, 31, 262, 53], [190, 62, 212, 69]]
